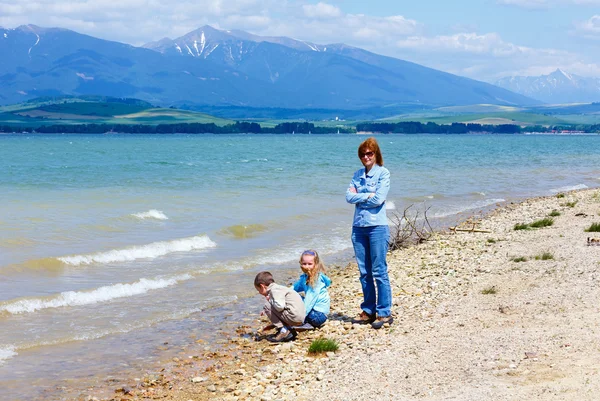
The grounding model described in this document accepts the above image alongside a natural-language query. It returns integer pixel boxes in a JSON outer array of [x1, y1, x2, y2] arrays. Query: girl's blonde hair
[[299, 249, 326, 288]]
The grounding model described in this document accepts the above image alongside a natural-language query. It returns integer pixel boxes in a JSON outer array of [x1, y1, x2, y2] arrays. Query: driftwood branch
[[388, 204, 434, 251], [449, 227, 492, 233]]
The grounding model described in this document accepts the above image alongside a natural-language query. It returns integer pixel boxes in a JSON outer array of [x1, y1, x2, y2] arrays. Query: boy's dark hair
[[254, 271, 275, 287]]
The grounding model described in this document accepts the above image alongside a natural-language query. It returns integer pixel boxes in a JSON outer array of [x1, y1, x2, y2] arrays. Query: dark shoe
[[267, 329, 296, 343], [351, 311, 376, 325], [371, 316, 394, 330]]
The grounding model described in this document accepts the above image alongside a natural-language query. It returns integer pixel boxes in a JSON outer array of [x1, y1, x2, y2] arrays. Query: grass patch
[[512, 256, 528, 262], [591, 191, 600, 201], [585, 222, 600, 232], [481, 286, 497, 295], [308, 338, 339, 354], [487, 238, 497, 243], [514, 223, 530, 230], [563, 201, 578, 208], [556, 193, 565, 198], [535, 252, 554, 260], [549, 210, 561, 217], [529, 218, 554, 228]]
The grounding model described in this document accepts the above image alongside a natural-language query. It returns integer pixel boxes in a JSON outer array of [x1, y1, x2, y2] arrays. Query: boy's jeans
[[351, 225, 392, 317]]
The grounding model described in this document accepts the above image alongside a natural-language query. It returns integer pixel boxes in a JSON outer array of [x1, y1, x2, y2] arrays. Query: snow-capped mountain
[[142, 25, 325, 63], [0, 24, 537, 109], [495, 69, 600, 103]]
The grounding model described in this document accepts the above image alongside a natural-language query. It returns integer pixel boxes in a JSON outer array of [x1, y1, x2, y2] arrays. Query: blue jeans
[[305, 309, 328, 327], [351, 225, 392, 317]]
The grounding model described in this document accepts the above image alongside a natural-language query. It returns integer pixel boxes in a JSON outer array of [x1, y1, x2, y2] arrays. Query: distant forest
[[356, 122, 600, 134], [1, 121, 600, 134]]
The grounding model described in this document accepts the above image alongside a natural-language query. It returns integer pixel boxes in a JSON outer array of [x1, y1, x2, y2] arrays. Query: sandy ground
[[97, 188, 600, 401]]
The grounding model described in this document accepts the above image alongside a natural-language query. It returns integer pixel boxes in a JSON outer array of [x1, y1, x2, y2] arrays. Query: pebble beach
[[79, 188, 600, 401]]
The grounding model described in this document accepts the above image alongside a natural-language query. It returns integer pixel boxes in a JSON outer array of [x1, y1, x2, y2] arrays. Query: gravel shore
[[99, 188, 600, 401]]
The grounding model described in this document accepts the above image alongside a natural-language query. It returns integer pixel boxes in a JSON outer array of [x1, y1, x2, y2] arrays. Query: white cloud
[[257, 10, 419, 50], [391, 30, 589, 81], [396, 32, 536, 57], [574, 14, 600, 39], [0, 0, 279, 45], [302, 2, 341, 19]]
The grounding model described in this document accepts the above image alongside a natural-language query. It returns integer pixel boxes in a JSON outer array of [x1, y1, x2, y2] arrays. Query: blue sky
[[1, 0, 599, 83]]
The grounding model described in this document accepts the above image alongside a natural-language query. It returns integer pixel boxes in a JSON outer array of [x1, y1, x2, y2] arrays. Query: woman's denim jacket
[[345, 164, 390, 227]]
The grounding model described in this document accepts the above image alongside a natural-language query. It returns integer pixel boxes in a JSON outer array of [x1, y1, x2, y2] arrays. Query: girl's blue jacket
[[292, 272, 331, 315]]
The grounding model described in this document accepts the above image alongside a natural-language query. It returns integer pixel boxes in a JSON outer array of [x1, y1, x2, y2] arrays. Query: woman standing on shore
[[345, 137, 393, 329]]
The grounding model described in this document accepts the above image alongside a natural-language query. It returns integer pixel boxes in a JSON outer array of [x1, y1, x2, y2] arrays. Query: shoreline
[[67, 188, 600, 400]]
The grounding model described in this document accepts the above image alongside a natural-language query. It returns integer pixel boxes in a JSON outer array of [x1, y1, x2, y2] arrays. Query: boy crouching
[[254, 271, 305, 342]]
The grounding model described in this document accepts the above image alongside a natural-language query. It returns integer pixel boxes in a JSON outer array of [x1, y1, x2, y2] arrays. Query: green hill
[[0, 96, 233, 127]]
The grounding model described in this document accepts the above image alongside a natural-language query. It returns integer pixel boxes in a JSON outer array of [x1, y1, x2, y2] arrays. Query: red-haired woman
[[345, 137, 393, 329]]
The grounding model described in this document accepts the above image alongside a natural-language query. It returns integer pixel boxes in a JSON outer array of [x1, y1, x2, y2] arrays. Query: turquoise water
[[0, 133, 599, 400]]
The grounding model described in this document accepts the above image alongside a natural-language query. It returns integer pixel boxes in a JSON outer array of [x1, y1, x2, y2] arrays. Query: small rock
[[191, 376, 206, 383], [115, 386, 132, 395]]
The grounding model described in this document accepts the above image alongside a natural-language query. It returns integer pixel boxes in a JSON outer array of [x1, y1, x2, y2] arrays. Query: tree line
[[355, 121, 600, 134], [0, 121, 352, 134], [1, 121, 599, 134]]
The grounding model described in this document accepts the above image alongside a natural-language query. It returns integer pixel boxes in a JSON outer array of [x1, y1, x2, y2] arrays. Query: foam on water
[[131, 209, 169, 220], [549, 184, 588, 194], [0, 346, 17, 364], [0, 274, 193, 315], [430, 198, 506, 219], [385, 201, 396, 210], [57, 235, 216, 265]]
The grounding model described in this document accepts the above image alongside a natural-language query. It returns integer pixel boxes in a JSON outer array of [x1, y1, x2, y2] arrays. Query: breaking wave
[[57, 235, 216, 266], [0, 346, 16, 364], [0, 274, 193, 315], [549, 184, 588, 194], [131, 209, 169, 220]]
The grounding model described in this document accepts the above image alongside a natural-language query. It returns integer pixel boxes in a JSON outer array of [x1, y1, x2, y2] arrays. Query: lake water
[[1, 133, 599, 400]]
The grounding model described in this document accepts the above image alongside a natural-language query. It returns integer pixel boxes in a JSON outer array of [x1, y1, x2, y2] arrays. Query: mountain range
[[0, 24, 537, 113], [495, 69, 600, 104]]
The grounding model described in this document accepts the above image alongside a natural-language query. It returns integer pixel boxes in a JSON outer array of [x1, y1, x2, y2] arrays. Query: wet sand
[[81, 188, 600, 401]]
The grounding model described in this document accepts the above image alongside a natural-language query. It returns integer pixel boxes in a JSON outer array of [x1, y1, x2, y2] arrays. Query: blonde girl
[[292, 249, 331, 328]]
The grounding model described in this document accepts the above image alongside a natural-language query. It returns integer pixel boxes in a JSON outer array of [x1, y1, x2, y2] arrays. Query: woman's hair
[[254, 271, 275, 287], [358, 137, 384, 166], [299, 249, 326, 288]]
